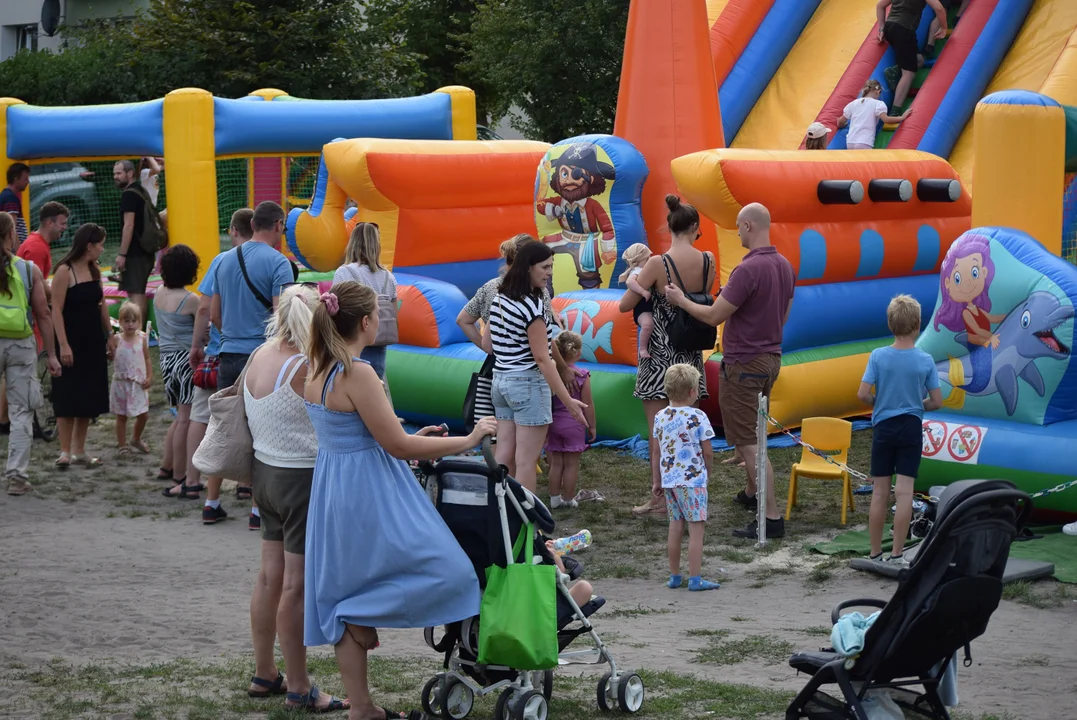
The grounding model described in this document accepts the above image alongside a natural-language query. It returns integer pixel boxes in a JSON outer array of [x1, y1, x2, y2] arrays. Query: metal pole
[[756, 392, 768, 547]]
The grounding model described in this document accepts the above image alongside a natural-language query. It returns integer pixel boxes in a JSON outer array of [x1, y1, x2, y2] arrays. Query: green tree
[[466, 0, 628, 141], [0, 0, 425, 105], [391, 0, 491, 121]]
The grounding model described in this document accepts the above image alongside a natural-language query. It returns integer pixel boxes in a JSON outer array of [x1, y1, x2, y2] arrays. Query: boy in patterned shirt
[[653, 364, 720, 591]]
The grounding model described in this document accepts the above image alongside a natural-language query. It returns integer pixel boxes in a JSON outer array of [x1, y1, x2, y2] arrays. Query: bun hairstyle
[[555, 330, 583, 360], [665, 194, 700, 236], [266, 283, 320, 350], [498, 233, 538, 275], [307, 281, 378, 379]]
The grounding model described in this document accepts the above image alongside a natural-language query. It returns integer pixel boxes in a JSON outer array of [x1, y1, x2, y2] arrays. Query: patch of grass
[[693, 633, 796, 667], [729, 615, 751, 622], [5, 653, 800, 720], [781, 625, 832, 638], [1002, 580, 1077, 609], [685, 628, 731, 639], [604, 604, 673, 620], [805, 557, 844, 585], [1015, 654, 1050, 667], [711, 547, 754, 564], [745, 562, 797, 588]]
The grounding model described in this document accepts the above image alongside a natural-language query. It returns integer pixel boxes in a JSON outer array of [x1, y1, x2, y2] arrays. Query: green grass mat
[[812, 526, 1076, 584]]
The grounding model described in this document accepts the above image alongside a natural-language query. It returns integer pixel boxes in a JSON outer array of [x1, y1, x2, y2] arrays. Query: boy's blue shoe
[[668, 574, 683, 589], [688, 576, 720, 591]]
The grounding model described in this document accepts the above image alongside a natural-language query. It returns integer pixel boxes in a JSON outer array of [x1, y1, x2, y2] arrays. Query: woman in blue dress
[[303, 280, 497, 720]]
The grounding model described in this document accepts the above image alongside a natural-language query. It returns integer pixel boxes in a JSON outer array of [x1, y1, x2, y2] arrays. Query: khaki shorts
[[718, 353, 781, 447], [190, 385, 212, 425], [251, 459, 314, 555]]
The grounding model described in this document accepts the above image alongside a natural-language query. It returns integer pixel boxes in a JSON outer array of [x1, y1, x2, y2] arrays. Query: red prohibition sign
[[948, 425, 982, 461], [922, 420, 946, 457]]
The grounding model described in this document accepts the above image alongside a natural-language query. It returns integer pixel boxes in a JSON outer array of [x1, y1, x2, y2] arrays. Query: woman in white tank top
[[241, 284, 346, 712]]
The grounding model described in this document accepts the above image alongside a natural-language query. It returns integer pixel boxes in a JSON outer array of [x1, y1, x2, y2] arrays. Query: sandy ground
[[2, 481, 1075, 720]]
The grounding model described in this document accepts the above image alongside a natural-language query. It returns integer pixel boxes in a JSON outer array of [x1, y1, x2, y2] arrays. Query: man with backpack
[[0, 214, 61, 496], [113, 160, 167, 322]]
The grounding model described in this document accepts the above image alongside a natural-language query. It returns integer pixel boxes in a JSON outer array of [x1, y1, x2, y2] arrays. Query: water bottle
[[552, 529, 592, 556]]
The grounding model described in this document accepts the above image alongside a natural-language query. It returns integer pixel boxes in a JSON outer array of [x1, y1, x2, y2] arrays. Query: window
[[15, 24, 37, 53]]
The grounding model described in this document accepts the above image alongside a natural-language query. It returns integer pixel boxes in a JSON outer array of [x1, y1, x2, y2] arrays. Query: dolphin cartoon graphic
[[936, 291, 1073, 416], [558, 300, 614, 362]]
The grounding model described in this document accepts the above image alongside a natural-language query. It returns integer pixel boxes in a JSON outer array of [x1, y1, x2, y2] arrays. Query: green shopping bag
[[477, 523, 559, 670]]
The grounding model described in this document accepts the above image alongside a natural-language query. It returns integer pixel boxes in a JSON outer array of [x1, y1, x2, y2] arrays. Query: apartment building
[[1, 0, 147, 60]]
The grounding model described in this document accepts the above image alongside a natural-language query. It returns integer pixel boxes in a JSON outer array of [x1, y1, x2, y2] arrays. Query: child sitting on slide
[[620, 243, 654, 358], [836, 79, 912, 150]]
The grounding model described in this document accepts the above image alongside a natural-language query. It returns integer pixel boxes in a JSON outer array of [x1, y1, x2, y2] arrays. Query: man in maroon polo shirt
[[665, 203, 795, 538]]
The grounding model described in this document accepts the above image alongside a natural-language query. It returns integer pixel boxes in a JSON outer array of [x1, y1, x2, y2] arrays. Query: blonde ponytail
[[266, 284, 318, 350], [306, 281, 377, 380]]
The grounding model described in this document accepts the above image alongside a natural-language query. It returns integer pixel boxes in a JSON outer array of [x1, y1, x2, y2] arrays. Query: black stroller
[[415, 439, 645, 720], [785, 479, 1032, 720]]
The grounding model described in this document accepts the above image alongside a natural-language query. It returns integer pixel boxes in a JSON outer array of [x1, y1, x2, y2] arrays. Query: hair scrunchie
[[320, 292, 339, 316]]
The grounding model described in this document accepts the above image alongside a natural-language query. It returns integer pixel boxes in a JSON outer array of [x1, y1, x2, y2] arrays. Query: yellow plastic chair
[[785, 417, 854, 525]]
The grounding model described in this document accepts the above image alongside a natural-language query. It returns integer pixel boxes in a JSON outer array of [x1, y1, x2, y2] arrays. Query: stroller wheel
[[494, 690, 514, 720], [511, 689, 548, 720], [437, 676, 474, 720], [616, 673, 645, 713], [420, 675, 443, 716], [596, 672, 614, 712], [530, 670, 553, 700]]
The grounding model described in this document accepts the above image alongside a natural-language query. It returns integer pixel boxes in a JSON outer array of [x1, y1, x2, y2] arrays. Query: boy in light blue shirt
[[857, 295, 943, 566]]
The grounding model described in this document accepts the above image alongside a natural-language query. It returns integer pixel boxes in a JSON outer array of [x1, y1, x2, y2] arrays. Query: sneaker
[[884, 554, 910, 569], [202, 504, 228, 525], [249, 512, 261, 531], [1062, 521, 1077, 537], [732, 517, 785, 539], [5, 477, 31, 496], [883, 64, 901, 91], [558, 498, 578, 509], [734, 490, 758, 510], [688, 576, 721, 591]]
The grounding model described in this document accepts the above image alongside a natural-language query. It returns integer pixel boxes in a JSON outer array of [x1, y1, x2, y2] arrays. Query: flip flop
[[247, 671, 287, 698], [71, 455, 103, 468], [55, 453, 71, 469], [118, 446, 132, 456], [131, 440, 151, 454]]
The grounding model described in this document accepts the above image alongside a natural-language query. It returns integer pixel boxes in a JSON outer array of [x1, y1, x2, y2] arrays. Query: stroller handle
[[481, 436, 498, 471]]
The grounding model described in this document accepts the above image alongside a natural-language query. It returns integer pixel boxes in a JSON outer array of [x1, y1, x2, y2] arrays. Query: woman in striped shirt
[[483, 241, 586, 492]]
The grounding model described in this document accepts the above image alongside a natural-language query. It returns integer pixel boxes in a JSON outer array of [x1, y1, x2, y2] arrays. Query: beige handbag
[[192, 351, 256, 483]]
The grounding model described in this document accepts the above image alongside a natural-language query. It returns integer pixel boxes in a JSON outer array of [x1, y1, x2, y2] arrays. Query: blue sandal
[[247, 671, 286, 698], [285, 684, 349, 713]]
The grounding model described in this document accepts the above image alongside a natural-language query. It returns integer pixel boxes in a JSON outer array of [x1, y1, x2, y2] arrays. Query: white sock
[[550, 496, 563, 508], [205, 499, 220, 509], [251, 507, 260, 517]]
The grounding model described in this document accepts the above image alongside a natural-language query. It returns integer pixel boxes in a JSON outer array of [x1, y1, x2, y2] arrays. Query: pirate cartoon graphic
[[536, 142, 617, 289]]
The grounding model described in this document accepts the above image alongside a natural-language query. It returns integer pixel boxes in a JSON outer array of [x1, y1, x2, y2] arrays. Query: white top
[[333, 263, 397, 299], [653, 406, 715, 489], [244, 354, 318, 468], [139, 168, 160, 208], [843, 97, 889, 147], [490, 293, 552, 373]]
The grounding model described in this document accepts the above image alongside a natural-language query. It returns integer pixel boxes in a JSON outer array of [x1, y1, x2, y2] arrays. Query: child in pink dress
[[110, 301, 152, 454], [545, 332, 596, 508]]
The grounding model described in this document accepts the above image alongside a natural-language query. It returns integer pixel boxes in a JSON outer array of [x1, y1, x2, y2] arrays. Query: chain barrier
[[758, 408, 1077, 502], [760, 409, 870, 482]]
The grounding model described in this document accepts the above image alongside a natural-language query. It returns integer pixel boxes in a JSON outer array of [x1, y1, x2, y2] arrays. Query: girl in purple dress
[[545, 331, 596, 508]]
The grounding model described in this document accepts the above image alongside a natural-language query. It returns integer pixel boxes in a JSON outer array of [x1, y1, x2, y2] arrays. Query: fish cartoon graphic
[[558, 300, 614, 362]]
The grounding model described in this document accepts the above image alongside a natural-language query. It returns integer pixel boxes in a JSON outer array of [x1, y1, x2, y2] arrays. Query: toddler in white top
[[620, 243, 654, 358], [837, 79, 911, 150]]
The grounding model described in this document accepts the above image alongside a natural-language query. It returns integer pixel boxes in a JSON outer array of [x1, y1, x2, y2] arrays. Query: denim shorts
[[491, 368, 552, 427]]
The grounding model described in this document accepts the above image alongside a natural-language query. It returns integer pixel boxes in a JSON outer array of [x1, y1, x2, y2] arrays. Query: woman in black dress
[[52, 224, 115, 468]]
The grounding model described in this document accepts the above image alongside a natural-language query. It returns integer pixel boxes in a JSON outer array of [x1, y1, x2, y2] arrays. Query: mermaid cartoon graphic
[[934, 235, 1005, 407]]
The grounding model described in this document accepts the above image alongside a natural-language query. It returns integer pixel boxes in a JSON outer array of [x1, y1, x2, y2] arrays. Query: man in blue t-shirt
[[210, 202, 292, 391], [181, 208, 255, 521], [1, 163, 30, 246], [857, 294, 943, 567]]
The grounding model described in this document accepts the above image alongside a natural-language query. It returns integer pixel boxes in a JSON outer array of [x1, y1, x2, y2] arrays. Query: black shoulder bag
[[236, 245, 272, 310], [663, 253, 717, 352]]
